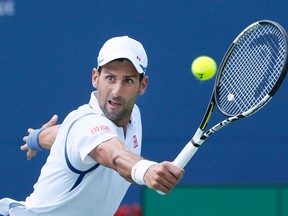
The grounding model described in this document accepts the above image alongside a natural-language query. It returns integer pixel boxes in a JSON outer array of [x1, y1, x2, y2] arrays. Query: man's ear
[[138, 76, 148, 95], [92, 68, 99, 88]]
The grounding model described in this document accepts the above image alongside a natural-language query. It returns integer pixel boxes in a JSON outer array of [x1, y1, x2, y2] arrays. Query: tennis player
[[0, 36, 184, 216]]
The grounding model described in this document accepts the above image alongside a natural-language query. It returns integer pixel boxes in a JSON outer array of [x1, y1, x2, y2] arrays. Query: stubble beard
[[101, 98, 132, 126]]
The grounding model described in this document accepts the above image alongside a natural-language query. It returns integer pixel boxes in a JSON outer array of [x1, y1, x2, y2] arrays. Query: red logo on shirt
[[133, 135, 138, 148], [91, 125, 110, 134]]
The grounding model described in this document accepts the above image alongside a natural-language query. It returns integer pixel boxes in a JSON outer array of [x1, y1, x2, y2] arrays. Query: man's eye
[[107, 76, 115, 81], [125, 79, 133, 84]]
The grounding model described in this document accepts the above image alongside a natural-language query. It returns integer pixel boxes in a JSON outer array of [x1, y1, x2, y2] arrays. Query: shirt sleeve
[[68, 114, 118, 165]]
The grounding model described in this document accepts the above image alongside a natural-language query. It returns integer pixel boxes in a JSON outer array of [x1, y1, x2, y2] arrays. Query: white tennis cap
[[97, 36, 148, 74]]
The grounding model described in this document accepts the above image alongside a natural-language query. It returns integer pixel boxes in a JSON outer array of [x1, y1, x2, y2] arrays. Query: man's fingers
[[27, 128, 34, 134], [42, 114, 58, 129], [27, 149, 37, 160], [21, 115, 58, 161], [23, 128, 34, 142], [143, 161, 184, 194], [20, 144, 28, 151], [20, 144, 37, 160], [23, 136, 28, 142]]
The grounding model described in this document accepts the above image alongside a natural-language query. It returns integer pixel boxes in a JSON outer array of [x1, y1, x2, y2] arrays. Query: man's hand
[[21, 115, 58, 160], [143, 161, 184, 194]]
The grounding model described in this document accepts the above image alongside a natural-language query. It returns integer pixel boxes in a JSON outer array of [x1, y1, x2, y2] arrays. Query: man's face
[[92, 59, 148, 127]]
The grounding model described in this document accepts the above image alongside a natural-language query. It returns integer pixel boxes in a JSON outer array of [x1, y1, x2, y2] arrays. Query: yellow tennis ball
[[191, 56, 217, 81]]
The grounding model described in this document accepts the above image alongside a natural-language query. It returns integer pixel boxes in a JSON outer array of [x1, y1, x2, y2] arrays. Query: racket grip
[[156, 141, 198, 195], [172, 141, 198, 169]]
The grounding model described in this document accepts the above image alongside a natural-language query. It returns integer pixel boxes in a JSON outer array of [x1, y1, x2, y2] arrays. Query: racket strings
[[217, 23, 287, 116], [234, 45, 272, 105]]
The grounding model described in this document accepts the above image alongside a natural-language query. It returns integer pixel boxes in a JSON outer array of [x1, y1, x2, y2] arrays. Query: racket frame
[[173, 20, 288, 170]]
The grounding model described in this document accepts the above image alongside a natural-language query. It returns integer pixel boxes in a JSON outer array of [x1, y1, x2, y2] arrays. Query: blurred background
[[1, 0, 287, 215]]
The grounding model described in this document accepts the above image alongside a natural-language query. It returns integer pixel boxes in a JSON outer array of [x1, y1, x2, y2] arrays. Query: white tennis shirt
[[0, 92, 142, 216]]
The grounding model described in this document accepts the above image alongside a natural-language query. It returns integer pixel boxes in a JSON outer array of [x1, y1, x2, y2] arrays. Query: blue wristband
[[27, 128, 45, 151]]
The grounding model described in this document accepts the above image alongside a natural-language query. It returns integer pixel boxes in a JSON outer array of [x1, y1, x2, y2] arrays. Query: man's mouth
[[108, 99, 121, 107]]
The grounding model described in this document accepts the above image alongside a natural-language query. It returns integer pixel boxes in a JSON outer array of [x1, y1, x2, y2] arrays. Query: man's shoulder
[[62, 105, 107, 127], [132, 104, 141, 114], [131, 104, 142, 124]]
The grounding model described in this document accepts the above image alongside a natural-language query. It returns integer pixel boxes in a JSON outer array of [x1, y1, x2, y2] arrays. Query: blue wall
[[1, 0, 288, 205]]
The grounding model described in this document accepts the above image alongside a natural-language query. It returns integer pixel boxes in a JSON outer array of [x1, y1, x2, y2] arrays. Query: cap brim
[[98, 53, 145, 74]]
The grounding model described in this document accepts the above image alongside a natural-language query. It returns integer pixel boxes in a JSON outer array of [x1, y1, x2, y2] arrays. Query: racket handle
[[157, 141, 198, 195], [172, 141, 198, 169]]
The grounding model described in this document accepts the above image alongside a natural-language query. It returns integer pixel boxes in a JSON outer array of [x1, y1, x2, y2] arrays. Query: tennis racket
[[173, 20, 288, 171]]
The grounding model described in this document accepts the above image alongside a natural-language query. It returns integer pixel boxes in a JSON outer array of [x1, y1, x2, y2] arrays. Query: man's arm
[[21, 115, 60, 160], [89, 137, 184, 194]]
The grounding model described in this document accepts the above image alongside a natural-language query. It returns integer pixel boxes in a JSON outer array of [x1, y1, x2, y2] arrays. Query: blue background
[[1, 0, 288, 205]]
